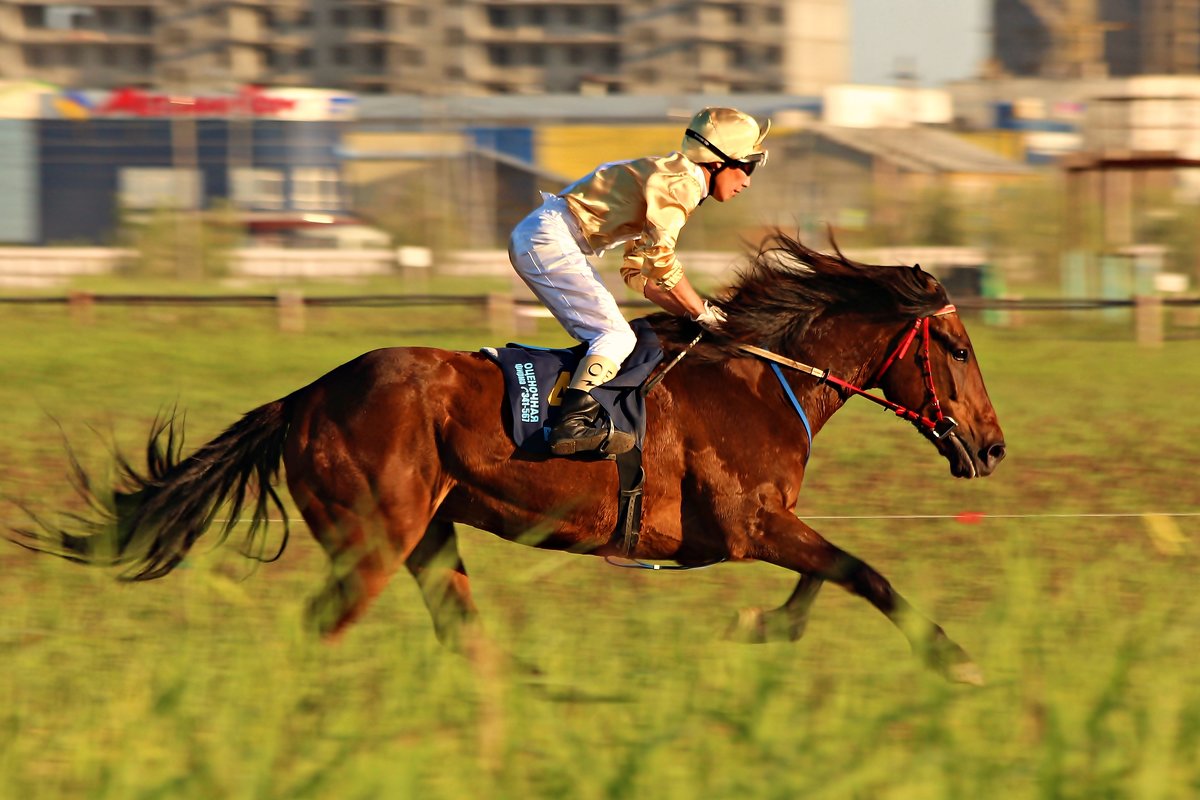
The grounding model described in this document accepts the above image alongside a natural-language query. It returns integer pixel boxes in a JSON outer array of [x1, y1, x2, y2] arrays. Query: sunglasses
[[734, 159, 759, 176], [685, 129, 765, 177]]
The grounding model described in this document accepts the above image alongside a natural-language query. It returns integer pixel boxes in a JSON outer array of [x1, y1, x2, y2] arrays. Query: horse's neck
[[802, 317, 891, 388], [785, 319, 892, 431]]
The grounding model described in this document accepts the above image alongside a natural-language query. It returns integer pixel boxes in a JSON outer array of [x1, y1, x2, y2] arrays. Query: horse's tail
[[13, 398, 294, 581]]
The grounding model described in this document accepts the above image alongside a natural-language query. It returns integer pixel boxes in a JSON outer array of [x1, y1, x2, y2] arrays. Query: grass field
[[1, 293, 1198, 799]]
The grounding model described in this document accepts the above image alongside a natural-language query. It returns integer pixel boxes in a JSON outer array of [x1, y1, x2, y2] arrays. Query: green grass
[[2, 296, 1199, 799]]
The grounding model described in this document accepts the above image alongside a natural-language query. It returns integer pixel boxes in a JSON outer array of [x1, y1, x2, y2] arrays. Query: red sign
[[96, 86, 298, 117]]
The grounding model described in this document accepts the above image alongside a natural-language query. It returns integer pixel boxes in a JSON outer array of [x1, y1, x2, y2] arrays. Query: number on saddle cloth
[[481, 319, 664, 455]]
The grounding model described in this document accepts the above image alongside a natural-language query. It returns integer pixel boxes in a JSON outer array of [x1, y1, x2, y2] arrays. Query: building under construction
[[993, 0, 1200, 78], [0, 0, 847, 96]]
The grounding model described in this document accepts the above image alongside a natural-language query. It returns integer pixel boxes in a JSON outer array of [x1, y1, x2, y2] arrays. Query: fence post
[[1134, 294, 1163, 347], [277, 289, 305, 333], [1003, 294, 1023, 328], [67, 290, 94, 325]]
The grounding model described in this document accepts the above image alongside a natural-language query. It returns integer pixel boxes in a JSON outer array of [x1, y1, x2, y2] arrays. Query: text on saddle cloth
[[482, 318, 664, 455]]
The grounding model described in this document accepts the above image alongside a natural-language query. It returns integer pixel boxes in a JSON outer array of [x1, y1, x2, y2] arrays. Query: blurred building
[[992, 0, 1200, 78], [0, 84, 353, 245], [0, 0, 847, 96]]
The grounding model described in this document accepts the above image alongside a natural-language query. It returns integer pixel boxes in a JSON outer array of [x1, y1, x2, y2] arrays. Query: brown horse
[[13, 234, 1005, 683]]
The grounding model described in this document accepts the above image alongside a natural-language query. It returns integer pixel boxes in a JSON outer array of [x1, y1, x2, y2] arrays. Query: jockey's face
[[709, 163, 753, 202]]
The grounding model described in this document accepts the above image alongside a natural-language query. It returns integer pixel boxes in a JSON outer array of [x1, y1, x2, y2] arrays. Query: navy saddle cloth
[[483, 318, 664, 455]]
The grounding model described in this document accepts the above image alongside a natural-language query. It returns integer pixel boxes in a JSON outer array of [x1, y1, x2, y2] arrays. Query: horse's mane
[[652, 231, 951, 358]]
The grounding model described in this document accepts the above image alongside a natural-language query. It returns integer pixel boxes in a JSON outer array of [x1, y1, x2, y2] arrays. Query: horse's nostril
[[987, 442, 1007, 464]]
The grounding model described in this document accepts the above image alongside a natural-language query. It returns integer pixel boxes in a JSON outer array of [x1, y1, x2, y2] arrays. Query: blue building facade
[[4, 87, 355, 245]]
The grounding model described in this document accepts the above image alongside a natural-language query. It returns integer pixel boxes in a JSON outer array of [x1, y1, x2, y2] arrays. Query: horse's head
[[703, 233, 1006, 480], [870, 270, 1006, 479]]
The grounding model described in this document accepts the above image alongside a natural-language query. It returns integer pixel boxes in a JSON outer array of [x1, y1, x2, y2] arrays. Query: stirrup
[[549, 425, 608, 455], [598, 421, 636, 456]]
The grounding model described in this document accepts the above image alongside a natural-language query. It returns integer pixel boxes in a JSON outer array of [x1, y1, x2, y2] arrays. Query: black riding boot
[[549, 389, 609, 455]]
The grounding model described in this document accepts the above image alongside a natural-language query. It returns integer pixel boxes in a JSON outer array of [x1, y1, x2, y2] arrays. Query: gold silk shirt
[[559, 152, 707, 292]]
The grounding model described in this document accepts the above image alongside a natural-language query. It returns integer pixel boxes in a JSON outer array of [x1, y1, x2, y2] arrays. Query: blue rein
[[769, 362, 812, 462]]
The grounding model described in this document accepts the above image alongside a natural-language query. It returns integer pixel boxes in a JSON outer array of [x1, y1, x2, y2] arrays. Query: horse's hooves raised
[[724, 607, 768, 643], [919, 633, 986, 686], [725, 606, 810, 643], [946, 660, 986, 686]]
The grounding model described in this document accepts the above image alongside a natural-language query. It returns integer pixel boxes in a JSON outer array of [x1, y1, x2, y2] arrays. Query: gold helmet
[[681, 107, 770, 169]]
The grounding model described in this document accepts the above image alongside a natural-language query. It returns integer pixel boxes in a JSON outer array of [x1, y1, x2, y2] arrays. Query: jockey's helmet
[[681, 107, 770, 169]]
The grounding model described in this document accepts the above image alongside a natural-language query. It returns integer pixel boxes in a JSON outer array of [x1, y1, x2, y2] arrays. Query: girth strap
[[612, 447, 646, 557]]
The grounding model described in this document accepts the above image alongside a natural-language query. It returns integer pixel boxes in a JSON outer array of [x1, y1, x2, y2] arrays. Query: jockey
[[508, 106, 770, 456]]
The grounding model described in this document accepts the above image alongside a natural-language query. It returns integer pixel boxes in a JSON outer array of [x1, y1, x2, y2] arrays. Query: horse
[[12, 233, 1005, 684]]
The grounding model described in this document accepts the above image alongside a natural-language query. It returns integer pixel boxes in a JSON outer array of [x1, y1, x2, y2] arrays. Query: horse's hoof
[[724, 607, 768, 643], [920, 634, 986, 686], [946, 660, 986, 686]]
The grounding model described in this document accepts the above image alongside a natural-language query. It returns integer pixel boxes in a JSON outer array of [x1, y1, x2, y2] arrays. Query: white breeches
[[507, 193, 637, 367]]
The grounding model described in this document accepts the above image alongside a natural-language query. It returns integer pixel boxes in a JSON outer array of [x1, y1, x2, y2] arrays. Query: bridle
[[738, 304, 960, 441]]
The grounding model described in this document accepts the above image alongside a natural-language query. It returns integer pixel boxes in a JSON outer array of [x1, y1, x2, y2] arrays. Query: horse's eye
[[952, 348, 969, 362]]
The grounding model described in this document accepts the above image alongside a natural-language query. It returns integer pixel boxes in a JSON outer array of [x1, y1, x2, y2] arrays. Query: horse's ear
[[912, 263, 922, 274]]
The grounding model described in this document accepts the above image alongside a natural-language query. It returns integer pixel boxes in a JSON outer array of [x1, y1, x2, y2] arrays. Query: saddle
[[482, 318, 663, 456], [482, 318, 664, 555]]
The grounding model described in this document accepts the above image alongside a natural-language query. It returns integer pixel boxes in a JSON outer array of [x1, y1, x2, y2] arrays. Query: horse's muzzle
[[977, 440, 1006, 477]]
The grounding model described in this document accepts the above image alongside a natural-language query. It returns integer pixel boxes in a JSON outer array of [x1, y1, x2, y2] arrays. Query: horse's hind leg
[[297, 489, 407, 641], [405, 519, 482, 653], [291, 467, 453, 641]]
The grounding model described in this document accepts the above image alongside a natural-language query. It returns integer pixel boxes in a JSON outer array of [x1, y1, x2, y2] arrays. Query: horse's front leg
[[725, 574, 824, 643], [744, 510, 984, 685]]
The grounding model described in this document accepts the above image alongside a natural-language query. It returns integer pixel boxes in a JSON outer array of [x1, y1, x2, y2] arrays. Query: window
[[21, 7, 45, 27], [410, 9, 428, 26], [566, 8, 584, 26], [297, 48, 313, 67], [488, 8, 509, 27], [119, 168, 203, 210], [292, 167, 341, 211], [333, 46, 350, 66], [45, 6, 94, 30], [488, 45, 510, 66], [230, 168, 285, 210], [331, 8, 350, 27], [102, 46, 119, 66]]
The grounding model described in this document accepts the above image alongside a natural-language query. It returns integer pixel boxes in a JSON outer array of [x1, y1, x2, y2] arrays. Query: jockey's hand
[[693, 300, 727, 331]]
